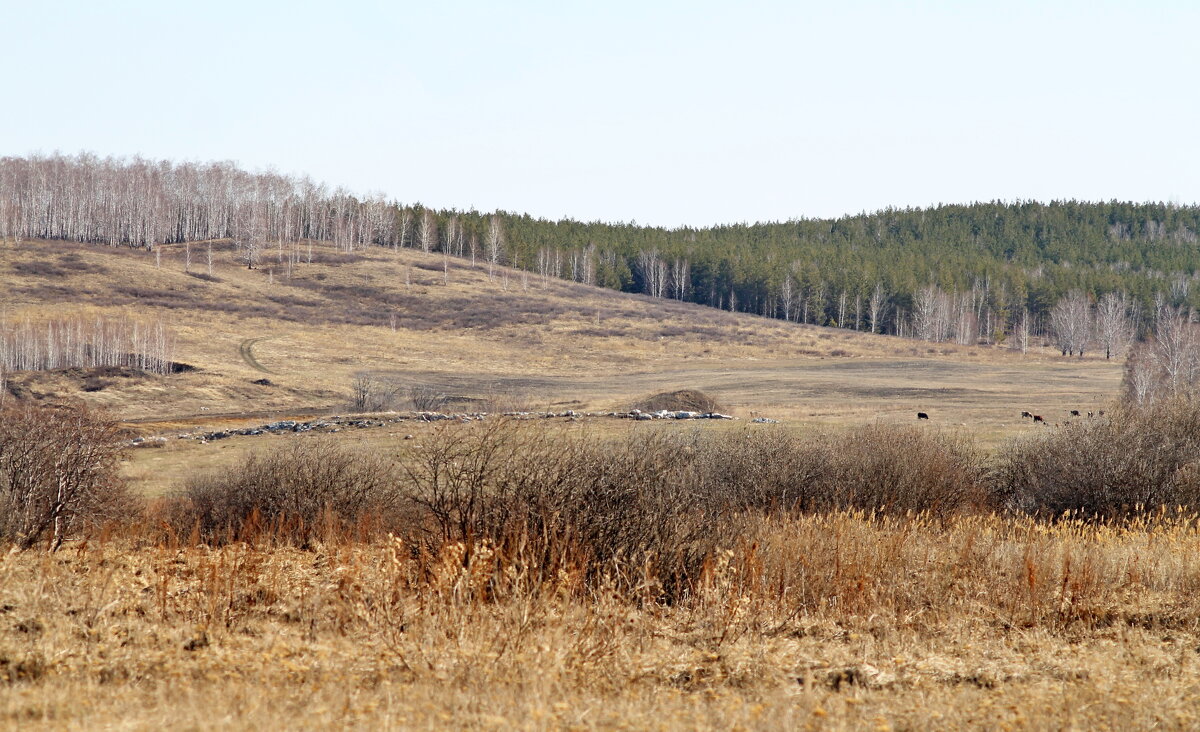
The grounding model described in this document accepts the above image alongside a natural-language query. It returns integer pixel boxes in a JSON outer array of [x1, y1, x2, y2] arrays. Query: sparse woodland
[[0, 315, 174, 375], [2, 153, 1196, 362]]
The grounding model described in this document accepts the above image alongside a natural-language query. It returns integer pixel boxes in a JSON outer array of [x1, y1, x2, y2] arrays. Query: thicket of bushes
[[993, 400, 1200, 518], [149, 411, 1154, 599], [13, 399, 1200, 598], [173, 439, 399, 547]]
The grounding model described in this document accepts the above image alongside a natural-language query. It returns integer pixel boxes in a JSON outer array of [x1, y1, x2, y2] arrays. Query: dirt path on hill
[[239, 338, 277, 374]]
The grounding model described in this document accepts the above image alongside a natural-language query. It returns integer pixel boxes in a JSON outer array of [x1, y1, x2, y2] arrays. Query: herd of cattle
[[917, 409, 1104, 424]]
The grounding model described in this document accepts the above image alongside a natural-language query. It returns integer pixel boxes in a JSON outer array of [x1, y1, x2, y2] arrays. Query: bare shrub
[[408, 384, 450, 412], [350, 374, 381, 412], [993, 399, 1200, 518], [174, 439, 399, 546], [349, 373, 405, 412], [688, 424, 986, 518], [397, 421, 739, 599], [815, 424, 988, 516], [395, 421, 985, 600], [0, 403, 131, 550], [687, 426, 827, 512]]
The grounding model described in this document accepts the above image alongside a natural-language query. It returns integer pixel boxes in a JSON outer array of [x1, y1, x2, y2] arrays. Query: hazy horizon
[[3, 1, 1197, 227]]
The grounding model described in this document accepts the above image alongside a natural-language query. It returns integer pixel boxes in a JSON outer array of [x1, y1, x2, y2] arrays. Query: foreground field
[[3, 512, 1200, 730]]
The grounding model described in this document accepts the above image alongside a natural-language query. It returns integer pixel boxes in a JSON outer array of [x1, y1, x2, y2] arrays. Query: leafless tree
[[1154, 306, 1198, 395], [486, 215, 504, 276], [1049, 290, 1092, 356], [912, 285, 950, 342], [868, 281, 887, 334], [1095, 291, 1133, 360], [636, 249, 668, 298], [1010, 308, 1031, 354], [416, 210, 436, 254], [670, 259, 690, 300], [442, 215, 459, 256], [778, 275, 795, 322], [396, 208, 412, 250]]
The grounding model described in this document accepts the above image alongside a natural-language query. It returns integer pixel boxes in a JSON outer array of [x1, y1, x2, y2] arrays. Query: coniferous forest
[[4, 152, 1199, 351]]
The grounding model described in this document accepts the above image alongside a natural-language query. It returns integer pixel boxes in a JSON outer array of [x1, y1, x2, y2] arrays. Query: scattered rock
[[162, 407, 744, 445], [129, 436, 168, 448]]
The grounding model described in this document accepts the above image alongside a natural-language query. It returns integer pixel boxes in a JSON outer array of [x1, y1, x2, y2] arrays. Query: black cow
[[1021, 411, 1033, 419], [917, 412, 929, 420], [1069, 410, 1081, 417]]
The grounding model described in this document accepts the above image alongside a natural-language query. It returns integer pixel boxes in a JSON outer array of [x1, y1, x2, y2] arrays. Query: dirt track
[[238, 337, 277, 374]]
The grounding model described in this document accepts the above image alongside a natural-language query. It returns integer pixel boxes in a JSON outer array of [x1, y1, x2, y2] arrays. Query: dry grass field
[[4, 237, 1176, 731], [4, 512, 1200, 730], [0, 236, 1120, 426]]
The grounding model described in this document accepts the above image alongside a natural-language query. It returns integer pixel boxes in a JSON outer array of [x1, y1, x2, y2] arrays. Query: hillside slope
[[3, 155, 1195, 344], [0, 237, 1120, 434]]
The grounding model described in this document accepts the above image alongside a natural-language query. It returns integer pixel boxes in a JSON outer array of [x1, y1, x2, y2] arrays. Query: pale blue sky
[[2, 1, 1197, 226]]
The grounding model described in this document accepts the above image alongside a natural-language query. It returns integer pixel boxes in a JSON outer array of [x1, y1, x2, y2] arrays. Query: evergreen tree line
[[4, 152, 1200, 353]]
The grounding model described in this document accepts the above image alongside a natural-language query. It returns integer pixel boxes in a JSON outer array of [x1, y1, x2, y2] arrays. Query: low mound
[[633, 389, 722, 414]]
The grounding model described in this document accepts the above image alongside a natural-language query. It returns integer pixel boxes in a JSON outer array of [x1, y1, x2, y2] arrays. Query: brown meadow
[[1, 237, 1184, 730], [3, 510, 1200, 730]]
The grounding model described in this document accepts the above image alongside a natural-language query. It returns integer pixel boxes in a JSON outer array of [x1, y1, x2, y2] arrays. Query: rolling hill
[[0, 236, 1120, 440]]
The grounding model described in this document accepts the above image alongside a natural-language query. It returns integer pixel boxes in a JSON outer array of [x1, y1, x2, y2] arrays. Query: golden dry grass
[[0, 238, 1159, 730], [3, 512, 1200, 730]]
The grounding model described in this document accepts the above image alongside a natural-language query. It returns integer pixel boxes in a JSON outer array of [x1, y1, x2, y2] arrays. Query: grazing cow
[[1098, 410, 1105, 416], [1033, 415, 1044, 423], [1069, 410, 1081, 417], [917, 412, 929, 420], [1087, 412, 1094, 418], [1021, 411, 1033, 419]]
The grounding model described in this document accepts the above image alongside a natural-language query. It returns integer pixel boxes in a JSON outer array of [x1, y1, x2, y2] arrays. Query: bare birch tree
[[486, 215, 504, 277], [868, 282, 887, 334], [1095, 291, 1133, 360], [1049, 290, 1092, 356], [779, 275, 795, 322], [417, 211, 436, 254]]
